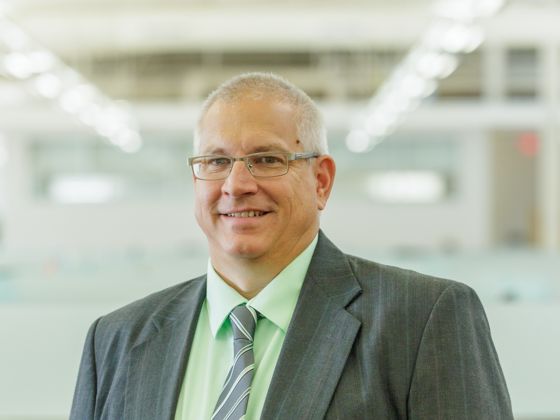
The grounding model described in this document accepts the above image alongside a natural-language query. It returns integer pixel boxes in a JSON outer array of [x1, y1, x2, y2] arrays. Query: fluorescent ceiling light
[[0, 14, 142, 153], [3, 52, 34, 79], [0, 19, 28, 50], [347, 0, 506, 153], [434, 23, 484, 54], [366, 171, 447, 204], [49, 174, 123, 204], [346, 129, 373, 153], [415, 52, 458, 79], [33, 73, 62, 98], [433, 0, 505, 20], [109, 128, 143, 153]]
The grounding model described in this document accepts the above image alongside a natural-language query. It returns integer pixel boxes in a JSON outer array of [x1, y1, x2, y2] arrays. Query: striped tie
[[212, 304, 258, 420]]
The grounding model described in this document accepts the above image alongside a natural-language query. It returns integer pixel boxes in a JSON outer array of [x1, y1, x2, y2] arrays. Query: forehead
[[198, 96, 299, 154]]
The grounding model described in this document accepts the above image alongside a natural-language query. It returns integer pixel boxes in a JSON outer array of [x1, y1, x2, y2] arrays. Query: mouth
[[221, 210, 270, 218]]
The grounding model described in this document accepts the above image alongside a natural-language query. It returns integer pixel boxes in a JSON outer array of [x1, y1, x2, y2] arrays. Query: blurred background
[[0, 0, 559, 418]]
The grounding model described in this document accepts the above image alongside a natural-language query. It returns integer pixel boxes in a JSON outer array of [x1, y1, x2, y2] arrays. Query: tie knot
[[229, 305, 257, 342]]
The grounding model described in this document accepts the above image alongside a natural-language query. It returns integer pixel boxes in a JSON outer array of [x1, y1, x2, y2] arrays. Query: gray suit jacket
[[70, 231, 513, 419]]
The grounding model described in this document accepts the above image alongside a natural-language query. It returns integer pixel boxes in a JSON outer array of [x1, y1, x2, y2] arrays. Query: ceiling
[[0, 0, 559, 132], [2, 0, 559, 56]]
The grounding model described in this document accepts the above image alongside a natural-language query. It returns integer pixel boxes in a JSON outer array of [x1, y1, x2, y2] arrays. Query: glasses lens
[[248, 153, 288, 177], [193, 156, 232, 179]]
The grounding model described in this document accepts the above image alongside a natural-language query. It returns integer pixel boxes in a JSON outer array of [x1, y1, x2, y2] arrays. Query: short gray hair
[[193, 72, 328, 154]]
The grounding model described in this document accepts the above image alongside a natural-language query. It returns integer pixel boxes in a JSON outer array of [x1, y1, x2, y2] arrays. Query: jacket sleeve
[[408, 284, 514, 420], [69, 318, 101, 420]]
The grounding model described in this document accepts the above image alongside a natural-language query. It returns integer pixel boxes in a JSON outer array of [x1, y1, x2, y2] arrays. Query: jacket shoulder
[[344, 253, 475, 303], [93, 275, 206, 350]]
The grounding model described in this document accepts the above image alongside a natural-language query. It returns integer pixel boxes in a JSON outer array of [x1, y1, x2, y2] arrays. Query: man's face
[[194, 96, 333, 267]]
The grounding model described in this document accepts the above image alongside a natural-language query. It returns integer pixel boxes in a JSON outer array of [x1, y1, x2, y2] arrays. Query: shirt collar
[[206, 234, 318, 337]]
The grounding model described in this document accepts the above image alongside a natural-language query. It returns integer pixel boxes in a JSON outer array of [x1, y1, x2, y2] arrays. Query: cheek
[[289, 176, 317, 218], [193, 198, 204, 229], [195, 183, 220, 204], [194, 185, 218, 222]]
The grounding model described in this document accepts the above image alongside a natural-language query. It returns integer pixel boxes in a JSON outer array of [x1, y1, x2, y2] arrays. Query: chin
[[221, 237, 268, 259]]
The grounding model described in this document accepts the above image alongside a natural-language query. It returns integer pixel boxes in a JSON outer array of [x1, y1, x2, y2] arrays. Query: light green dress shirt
[[174, 235, 318, 420]]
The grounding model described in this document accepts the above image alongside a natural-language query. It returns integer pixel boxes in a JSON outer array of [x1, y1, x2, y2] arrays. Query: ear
[[314, 155, 336, 210]]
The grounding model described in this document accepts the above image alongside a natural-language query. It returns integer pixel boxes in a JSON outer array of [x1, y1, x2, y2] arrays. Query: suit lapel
[[261, 232, 362, 419], [124, 277, 206, 420]]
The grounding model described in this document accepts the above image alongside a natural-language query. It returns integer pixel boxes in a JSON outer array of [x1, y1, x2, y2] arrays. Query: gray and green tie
[[212, 304, 258, 420]]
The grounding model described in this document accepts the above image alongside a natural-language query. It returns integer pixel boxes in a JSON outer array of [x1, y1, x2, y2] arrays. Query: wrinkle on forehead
[[198, 97, 299, 154]]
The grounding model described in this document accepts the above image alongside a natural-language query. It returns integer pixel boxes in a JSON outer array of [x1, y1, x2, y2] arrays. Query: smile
[[224, 211, 268, 217]]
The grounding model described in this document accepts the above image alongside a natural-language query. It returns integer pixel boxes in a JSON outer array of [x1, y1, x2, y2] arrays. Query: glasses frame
[[188, 151, 320, 180]]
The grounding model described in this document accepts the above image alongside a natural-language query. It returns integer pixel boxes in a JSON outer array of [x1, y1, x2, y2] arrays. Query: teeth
[[226, 211, 265, 217]]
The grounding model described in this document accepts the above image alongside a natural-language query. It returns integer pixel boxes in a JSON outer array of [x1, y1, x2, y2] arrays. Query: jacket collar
[[261, 230, 362, 419], [124, 276, 207, 420]]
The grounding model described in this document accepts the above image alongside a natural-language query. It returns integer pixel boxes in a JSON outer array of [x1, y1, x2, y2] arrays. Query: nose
[[221, 160, 258, 196]]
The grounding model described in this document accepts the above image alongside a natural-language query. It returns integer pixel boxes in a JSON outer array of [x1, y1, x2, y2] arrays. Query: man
[[70, 72, 513, 419]]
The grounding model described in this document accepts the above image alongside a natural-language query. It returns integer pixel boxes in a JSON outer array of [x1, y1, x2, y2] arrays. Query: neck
[[213, 262, 279, 299], [210, 231, 318, 299]]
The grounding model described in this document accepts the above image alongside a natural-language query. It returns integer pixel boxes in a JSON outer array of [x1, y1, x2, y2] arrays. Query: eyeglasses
[[188, 151, 319, 180]]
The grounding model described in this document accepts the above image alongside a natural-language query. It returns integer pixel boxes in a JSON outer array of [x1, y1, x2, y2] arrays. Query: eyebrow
[[251, 145, 290, 153], [202, 143, 291, 155]]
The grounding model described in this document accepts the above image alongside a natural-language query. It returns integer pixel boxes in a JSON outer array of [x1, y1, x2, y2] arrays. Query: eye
[[253, 154, 285, 165], [207, 156, 231, 167]]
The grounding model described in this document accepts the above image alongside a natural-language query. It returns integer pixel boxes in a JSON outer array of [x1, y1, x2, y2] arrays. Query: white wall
[[324, 131, 492, 252], [1, 136, 206, 255]]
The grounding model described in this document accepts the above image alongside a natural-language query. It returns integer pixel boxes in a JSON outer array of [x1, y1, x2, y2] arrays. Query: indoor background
[[0, 0, 559, 418]]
